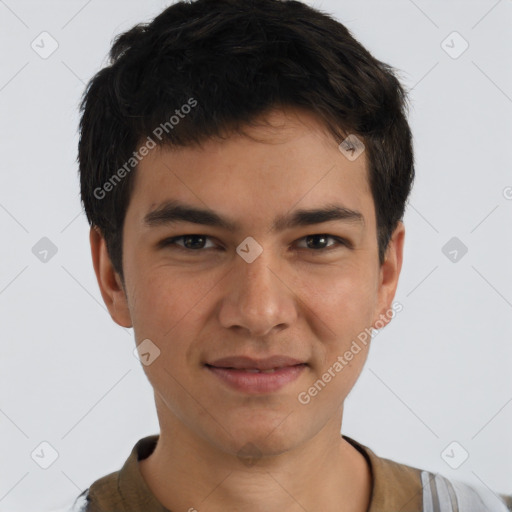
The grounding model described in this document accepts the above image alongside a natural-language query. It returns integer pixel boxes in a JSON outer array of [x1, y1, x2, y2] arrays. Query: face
[[91, 107, 404, 459]]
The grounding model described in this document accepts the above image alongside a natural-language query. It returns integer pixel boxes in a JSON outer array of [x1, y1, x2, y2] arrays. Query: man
[[69, 0, 511, 510]]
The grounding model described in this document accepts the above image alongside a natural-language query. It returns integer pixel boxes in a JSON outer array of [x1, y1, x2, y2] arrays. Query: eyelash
[[158, 234, 350, 253]]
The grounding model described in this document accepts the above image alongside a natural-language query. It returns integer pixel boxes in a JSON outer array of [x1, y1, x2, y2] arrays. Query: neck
[[139, 407, 372, 512]]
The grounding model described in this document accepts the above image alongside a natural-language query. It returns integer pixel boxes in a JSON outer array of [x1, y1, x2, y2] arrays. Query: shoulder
[[72, 470, 124, 511], [44, 489, 89, 512], [50, 470, 122, 512], [419, 470, 512, 512], [382, 456, 512, 512], [380, 455, 512, 512], [343, 435, 511, 512], [54, 434, 161, 512]]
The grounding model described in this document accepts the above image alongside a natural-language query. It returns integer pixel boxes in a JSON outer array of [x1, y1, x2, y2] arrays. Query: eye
[[158, 234, 218, 251], [158, 234, 350, 253], [294, 234, 349, 251]]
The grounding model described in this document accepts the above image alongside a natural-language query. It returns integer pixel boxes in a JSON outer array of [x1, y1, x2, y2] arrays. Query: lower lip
[[206, 364, 306, 394]]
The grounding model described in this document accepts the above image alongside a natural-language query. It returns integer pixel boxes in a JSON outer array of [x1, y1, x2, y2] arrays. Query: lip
[[205, 355, 307, 394], [206, 355, 305, 371]]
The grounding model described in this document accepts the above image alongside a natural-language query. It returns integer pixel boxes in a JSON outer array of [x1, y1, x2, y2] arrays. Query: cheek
[[125, 267, 171, 343], [126, 267, 219, 355], [293, 261, 378, 335]]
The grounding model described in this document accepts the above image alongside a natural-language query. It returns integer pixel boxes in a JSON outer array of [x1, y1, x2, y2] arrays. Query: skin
[[90, 107, 405, 512]]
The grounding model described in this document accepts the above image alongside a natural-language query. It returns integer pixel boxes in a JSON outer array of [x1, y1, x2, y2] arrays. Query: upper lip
[[206, 355, 306, 371]]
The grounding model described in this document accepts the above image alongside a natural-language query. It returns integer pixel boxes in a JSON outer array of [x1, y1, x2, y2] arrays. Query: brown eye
[[181, 235, 208, 249], [159, 235, 216, 251], [295, 234, 347, 251]]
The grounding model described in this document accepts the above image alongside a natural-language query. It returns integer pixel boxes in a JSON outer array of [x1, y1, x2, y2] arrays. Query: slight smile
[[205, 355, 308, 394]]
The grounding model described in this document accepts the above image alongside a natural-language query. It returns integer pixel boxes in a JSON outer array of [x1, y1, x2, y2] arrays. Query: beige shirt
[[70, 434, 511, 512]]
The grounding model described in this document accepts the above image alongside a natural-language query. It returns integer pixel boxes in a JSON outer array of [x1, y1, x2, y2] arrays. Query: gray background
[[0, 0, 511, 510]]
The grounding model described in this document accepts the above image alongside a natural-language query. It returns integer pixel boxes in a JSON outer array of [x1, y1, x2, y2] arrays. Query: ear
[[89, 226, 133, 328], [371, 221, 405, 329]]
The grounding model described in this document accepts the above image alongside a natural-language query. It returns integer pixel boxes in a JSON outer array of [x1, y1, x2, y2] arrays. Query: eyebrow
[[143, 199, 364, 232]]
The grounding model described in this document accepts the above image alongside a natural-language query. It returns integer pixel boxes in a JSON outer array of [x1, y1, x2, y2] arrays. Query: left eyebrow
[[272, 204, 365, 231], [143, 199, 365, 232]]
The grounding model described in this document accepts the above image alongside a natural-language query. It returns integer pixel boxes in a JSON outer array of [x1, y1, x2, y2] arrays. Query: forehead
[[127, 108, 374, 230]]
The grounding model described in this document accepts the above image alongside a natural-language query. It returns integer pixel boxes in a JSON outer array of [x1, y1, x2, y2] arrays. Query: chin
[[208, 414, 302, 460]]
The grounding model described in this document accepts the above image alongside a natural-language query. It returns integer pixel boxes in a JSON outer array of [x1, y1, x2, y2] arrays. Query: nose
[[218, 246, 297, 337]]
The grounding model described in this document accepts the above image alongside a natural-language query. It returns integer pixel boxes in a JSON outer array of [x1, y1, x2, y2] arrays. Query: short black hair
[[78, 0, 415, 280]]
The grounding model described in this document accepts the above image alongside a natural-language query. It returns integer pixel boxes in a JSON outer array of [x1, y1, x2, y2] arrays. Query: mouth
[[204, 356, 307, 394], [205, 355, 307, 371], [205, 366, 304, 373]]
